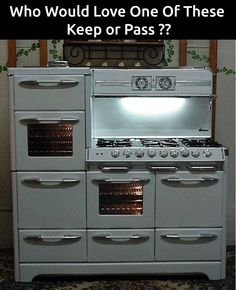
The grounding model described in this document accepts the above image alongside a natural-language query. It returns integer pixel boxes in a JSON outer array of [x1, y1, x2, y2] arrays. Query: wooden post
[[179, 40, 187, 66], [209, 40, 217, 139], [7, 40, 17, 67], [39, 40, 48, 66]]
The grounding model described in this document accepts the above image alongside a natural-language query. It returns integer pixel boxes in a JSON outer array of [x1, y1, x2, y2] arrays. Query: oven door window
[[99, 182, 143, 215], [27, 123, 73, 156]]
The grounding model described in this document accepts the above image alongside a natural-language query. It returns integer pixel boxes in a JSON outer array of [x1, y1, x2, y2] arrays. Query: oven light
[[121, 97, 186, 116]]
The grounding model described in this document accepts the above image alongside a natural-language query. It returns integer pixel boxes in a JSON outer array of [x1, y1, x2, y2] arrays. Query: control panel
[[132, 76, 176, 91]]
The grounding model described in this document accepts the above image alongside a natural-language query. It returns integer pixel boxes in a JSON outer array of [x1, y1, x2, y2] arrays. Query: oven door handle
[[23, 235, 81, 242], [149, 166, 178, 171], [19, 80, 79, 87], [93, 234, 149, 241], [161, 234, 217, 239], [92, 178, 149, 183], [21, 178, 80, 185], [162, 177, 218, 183], [20, 117, 80, 124]]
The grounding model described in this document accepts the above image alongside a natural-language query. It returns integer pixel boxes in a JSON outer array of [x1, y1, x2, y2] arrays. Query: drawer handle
[[100, 166, 131, 172], [161, 234, 217, 239], [20, 117, 80, 124], [21, 178, 80, 184], [23, 235, 81, 242], [162, 177, 218, 183], [149, 166, 178, 171], [93, 234, 149, 240], [92, 178, 149, 184], [19, 80, 79, 87]]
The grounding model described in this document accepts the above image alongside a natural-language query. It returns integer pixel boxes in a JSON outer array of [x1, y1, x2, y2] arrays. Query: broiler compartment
[[88, 229, 154, 262], [14, 75, 85, 110]]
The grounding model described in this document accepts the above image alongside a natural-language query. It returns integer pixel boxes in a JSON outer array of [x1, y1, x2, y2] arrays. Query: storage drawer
[[155, 228, 222, 261], [14, 75, 85, 110], [19, 230, 87, 262], [88, 229, 154, 262], [16, 172, 86, 229]]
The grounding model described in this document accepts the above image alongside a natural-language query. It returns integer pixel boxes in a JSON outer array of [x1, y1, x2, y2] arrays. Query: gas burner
[[96, 138, 132, 147], [181, 138, 222, 148], [141, 138, 179, 147]]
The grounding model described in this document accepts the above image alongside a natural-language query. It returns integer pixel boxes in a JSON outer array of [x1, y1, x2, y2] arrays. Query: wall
[[215, 40, 235, 245], [0, 40, 235, 248]]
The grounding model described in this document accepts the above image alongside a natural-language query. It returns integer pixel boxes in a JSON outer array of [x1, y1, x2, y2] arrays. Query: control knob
[[111, 150, 120, 158], [204, 149, 212, 158], [135, 149, 144, 158], [191, 149, 200, 158], [159, 149, 168, 158], [123, 149, 132, 158], [181, 148, 190, 157], [148, 149, 156, 158], [170, 149, 179, 158]]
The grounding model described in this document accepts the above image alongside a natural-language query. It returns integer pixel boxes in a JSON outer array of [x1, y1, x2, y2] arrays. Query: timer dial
[[135, 77, 149, 90], [159, 77, 172, 90]]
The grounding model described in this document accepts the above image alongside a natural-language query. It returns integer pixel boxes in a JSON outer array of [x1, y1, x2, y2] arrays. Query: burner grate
[[181, 138, 222, 148], [97, 138, 132, 147], [141, 138, 179, 147]]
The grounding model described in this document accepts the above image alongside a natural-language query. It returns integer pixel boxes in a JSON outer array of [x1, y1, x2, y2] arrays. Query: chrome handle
[[93, 234, 149, 240], [149, 166, 178, 171], [188, 166, 217, 171], [21, 178, 80, 184], [161, 234, 217, 239], [92, 178, 149, 183], [162, 177, 218, 183], [20, 117, 79, 124], [19, 80, 79, 86], [23, 235, 81, 242], [100, 166, 130, 172]]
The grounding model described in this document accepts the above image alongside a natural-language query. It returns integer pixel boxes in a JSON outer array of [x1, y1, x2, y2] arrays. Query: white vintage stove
[[8, 66, 228, 282]]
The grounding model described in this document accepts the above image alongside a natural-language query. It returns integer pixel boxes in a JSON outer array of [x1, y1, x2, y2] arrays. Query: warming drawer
[[19, 230, 87, 262], [14, 111, 85, 170], [16, 172, 86, 229], [88, 229, 154, 262], [155, 228, 222, 261], [13, 75, 85, 110]]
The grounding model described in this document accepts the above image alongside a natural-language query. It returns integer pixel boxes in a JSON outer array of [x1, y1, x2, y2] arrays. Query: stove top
[[95, 138, 221, 148]]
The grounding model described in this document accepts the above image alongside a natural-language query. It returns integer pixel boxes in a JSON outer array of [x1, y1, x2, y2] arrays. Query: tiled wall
[[0, 40, 234, 248]]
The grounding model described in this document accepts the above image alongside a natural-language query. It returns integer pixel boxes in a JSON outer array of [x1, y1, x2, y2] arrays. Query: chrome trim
[[23, 235, 81, 241], [20, 117, 79, 124], [92, 178, 149, 183], [149, 166, 178, 171], [21, 178, 80, 184], [187, 166, 217, 171], [93, 234, 149, 240], [162, 177, 218, 183], [19, 80, 79, 86], [100, 166, 130, 172], [161, 234, 217, 239]]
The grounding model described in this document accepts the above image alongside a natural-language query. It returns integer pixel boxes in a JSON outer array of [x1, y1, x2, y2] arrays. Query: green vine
[[49, 39, 62, 60], [0, 64, 7, 73], [16, 42, 40, 58], [163, 40, 175, 66], [187, 49, 209, 63], [217, 67, 235, 75]]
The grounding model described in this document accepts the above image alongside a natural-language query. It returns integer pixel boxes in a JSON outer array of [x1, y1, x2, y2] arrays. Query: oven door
[[156, 171, 224, 227], [87, 171, 155, 228], [14, 111, 85, 170]]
